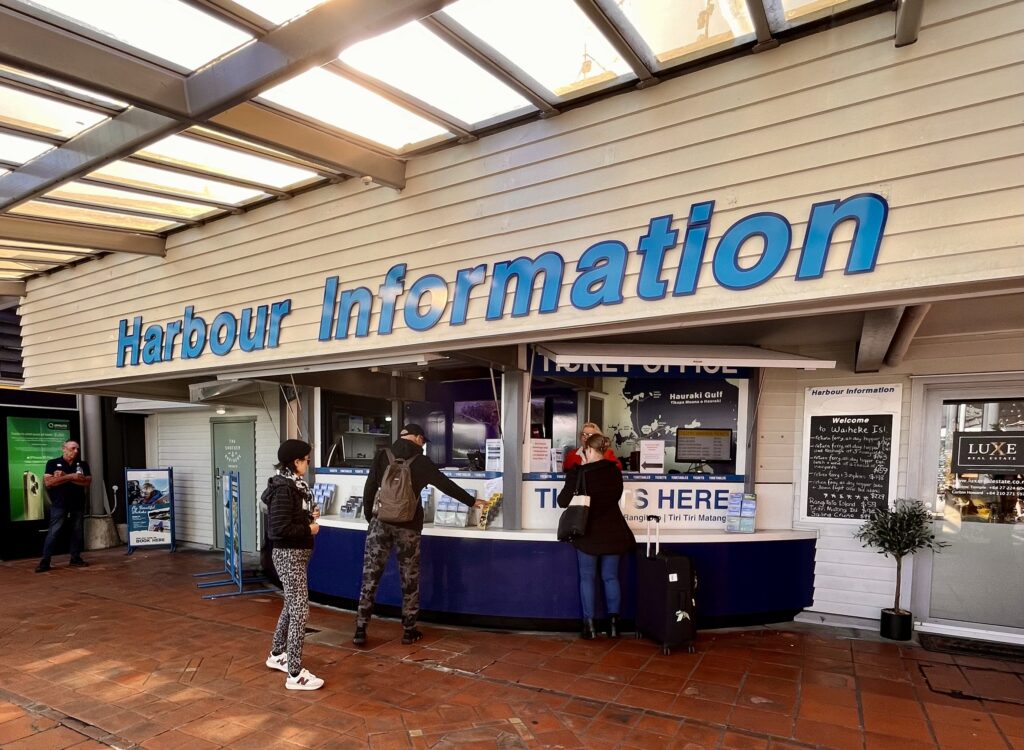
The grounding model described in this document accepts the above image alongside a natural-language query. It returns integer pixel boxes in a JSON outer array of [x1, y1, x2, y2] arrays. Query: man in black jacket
[[353, 424, 481, 646]]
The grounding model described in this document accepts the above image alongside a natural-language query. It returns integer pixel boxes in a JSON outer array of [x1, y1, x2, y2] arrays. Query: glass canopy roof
[[0, 0, 883, 286]]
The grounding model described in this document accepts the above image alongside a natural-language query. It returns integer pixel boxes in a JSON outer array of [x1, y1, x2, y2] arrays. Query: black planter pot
[[880, 608, 913, 640]]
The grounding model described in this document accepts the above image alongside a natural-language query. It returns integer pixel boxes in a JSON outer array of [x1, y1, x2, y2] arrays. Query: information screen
[[674, 428, 733, 462]]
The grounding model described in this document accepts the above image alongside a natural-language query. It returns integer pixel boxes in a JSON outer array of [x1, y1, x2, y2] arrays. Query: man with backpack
[[353, 423, 482, 646]]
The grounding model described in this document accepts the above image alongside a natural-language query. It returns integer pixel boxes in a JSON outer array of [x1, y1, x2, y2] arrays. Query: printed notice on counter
[[485, 439, 503, 473], [528, 438, 553, 473], [799, 384, 902, 523], [639, 440, 665, 473]]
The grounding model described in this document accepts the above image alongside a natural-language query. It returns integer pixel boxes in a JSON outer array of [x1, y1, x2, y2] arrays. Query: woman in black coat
[[262, 440, 323, 690], [557, 433, 635, 639]]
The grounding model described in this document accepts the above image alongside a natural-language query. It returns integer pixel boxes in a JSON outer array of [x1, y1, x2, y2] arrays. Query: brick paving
[[0, 548, 1021, 749]]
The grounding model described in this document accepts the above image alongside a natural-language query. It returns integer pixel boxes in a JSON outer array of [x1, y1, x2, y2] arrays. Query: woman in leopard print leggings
[[262, 440, 323, 690]]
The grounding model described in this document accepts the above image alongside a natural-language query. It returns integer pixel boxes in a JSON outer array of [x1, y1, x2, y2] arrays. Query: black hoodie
[[261, 474, 314, 550], [362, 437, 477, 531]]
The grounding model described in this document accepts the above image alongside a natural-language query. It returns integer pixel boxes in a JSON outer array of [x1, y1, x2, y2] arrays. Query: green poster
[[7, 416, 70, 521]]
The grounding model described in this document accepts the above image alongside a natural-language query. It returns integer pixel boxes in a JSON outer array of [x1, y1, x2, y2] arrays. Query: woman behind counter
[[558, 433, 636, 639]]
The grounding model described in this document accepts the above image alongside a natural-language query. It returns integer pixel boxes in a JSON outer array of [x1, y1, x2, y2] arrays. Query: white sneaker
[[265, 652, 288, 672], [285, 668, 324, 691]]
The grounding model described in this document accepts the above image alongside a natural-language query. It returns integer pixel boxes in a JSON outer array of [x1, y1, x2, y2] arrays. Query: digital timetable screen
[[674, 428, 733, 462]]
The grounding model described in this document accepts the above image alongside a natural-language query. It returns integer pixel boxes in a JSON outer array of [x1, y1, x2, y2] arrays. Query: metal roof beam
[[574, 0, 657, 87], [894, 0, 924, 47], [329, 62, 474, 141], [210, 103, 406, 190], [0, 5, 189, 116], [423, 14, 559, 117], [0, 0, 416, 213], [745, 1, 780, 52], [855, 307, 904, 373], [184, 0, 453, 115], [0, 215, 165, 256], [0, 108, 180, 211]]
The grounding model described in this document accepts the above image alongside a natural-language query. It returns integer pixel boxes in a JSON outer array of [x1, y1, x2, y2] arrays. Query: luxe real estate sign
[[116, 193, 888, 368], [951, 432, 1024, 474]]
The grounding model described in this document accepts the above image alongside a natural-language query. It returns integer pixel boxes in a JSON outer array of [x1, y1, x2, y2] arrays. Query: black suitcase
[[635, 515, 697, 655]]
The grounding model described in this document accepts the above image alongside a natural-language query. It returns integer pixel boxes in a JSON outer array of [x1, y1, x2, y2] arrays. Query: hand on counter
[[310, 523, 320, 536]]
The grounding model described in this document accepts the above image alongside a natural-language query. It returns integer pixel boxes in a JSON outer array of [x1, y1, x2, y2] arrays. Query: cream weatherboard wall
[[754, 330, 1024, 621], [142, 407, 279, 547], [17, 0, 1024, 391]]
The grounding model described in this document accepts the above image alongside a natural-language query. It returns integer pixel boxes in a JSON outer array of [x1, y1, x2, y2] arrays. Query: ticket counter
[[309, 467, 816, 628]]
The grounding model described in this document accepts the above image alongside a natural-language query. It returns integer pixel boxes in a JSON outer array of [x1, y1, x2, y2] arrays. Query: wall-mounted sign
[[6, 416, 70, 522], [523, 475, 742, 530], [951, 432, 1024, 474], [116, 194, 889, 368], [800, 384, 902, 523]]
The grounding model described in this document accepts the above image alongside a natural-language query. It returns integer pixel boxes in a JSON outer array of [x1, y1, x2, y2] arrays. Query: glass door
[[924, 394, 1024, 633]]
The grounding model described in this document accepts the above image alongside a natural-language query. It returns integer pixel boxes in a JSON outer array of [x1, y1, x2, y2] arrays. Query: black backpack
[[373, 449, 419, 523]]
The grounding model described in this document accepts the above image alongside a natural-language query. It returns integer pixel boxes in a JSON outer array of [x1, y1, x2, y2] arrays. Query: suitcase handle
[[645, 514, 660, 557]]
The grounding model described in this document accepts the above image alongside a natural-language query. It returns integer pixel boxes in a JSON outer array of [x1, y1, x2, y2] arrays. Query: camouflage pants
[[356, 518, 422, 629]]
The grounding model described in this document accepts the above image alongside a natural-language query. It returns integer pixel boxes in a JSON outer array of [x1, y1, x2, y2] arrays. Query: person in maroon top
[[563, 423, 622, 472]]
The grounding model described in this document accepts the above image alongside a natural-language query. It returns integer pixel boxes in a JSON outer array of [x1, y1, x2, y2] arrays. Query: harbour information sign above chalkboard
[[800, 385, 902, 523]]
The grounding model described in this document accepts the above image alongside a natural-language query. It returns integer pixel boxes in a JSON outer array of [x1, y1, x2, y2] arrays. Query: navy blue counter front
[[308, 520, 817, 630]]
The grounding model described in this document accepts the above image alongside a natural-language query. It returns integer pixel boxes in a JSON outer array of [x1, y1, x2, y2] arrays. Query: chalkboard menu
[[805, 414, 893, 519]]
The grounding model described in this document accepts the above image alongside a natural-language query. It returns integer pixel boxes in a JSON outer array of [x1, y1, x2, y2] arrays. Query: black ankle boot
[[581, 618, 596, 640], [608, 614, 620, 639]]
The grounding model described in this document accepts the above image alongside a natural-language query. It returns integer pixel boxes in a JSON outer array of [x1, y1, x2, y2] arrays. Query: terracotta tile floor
[[1, 548, 1022, 749]]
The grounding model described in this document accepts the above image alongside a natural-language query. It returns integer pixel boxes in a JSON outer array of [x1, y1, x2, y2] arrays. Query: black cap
[[277, 439, 312, 466], [400, 423, 428, 442]]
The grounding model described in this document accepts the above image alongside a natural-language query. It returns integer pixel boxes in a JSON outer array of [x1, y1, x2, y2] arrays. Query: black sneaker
[[35, 561, 51, 573], [401, 628, 423, 645], [352, 625, 367, 646], [69, 558, 89, 567]]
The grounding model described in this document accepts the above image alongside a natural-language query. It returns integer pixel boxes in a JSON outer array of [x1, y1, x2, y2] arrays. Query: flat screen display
[[675, 428, 733, 462]]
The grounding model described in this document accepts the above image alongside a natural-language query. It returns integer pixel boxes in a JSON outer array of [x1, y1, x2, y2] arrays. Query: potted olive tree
[[854, 499, 948, 640]]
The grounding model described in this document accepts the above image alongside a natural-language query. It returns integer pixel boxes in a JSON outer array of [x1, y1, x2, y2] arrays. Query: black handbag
[[557, 470, 590, 541]]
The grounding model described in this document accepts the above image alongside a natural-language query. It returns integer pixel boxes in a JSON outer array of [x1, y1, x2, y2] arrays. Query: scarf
[[280, 468, 314, 516]]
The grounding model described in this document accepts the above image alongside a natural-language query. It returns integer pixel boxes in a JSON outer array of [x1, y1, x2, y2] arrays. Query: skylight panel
[[340, 21, 532, 126], [0, 131, 54, 164], [89, 161, 267, 206], [0, 239, 99, 256], [47, 182, 223, 220], [259, 67, 449, 152], [232, 0, 329, 26], [0, 247, 91, 263], [21, 0, 253, 71], [614, 0, 754, 67], [11, 201, 181, 232], [0, 64, 127, 109], [0, 83, 108, 138], [137, 135, 319, 190], [444, 0, 634, 98]]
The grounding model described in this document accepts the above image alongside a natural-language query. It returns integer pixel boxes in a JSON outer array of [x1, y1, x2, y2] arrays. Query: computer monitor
[[674, 428, 733, 463]]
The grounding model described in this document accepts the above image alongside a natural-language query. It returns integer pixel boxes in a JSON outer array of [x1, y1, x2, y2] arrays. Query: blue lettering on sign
[[117, 298, 292, 368], [536, 487, 559, 508], [116, 194, 888, 366]]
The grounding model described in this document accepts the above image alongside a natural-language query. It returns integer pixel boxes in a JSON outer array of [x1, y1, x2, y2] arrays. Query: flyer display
[[125, 468, 175, 550]]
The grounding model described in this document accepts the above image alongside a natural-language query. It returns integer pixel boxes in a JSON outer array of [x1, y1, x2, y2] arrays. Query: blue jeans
[[576, 550, 621, 619], [41, 501, 84, 562]]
